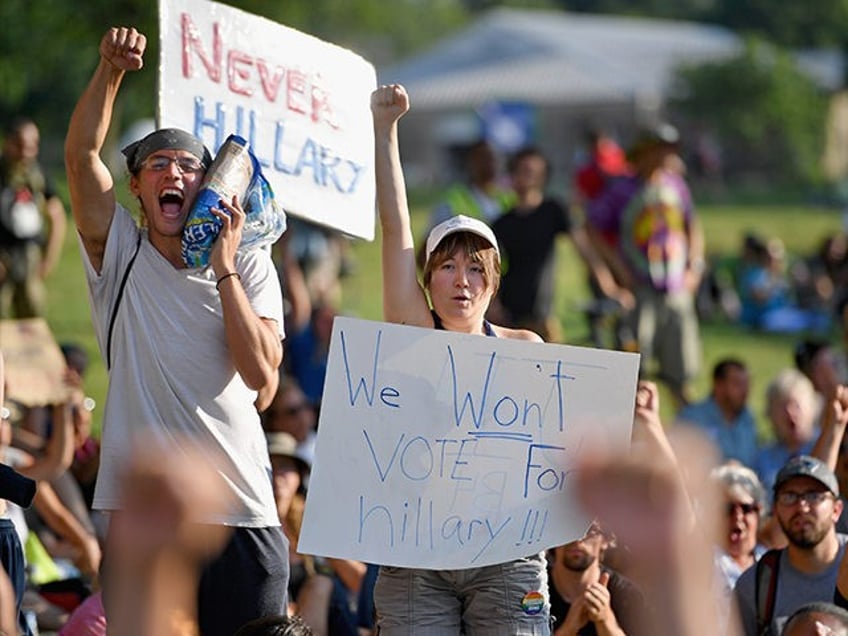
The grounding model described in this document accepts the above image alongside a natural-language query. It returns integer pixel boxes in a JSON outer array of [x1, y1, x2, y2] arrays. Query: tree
[[673, 38, 829, 184], [0, 0, 471, 166]]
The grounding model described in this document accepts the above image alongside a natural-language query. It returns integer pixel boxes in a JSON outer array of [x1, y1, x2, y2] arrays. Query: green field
[[44, 197, 845, 439]]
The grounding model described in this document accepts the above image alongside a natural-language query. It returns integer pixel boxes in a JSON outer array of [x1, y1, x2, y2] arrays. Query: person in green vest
[[417, 139, 515, 268]]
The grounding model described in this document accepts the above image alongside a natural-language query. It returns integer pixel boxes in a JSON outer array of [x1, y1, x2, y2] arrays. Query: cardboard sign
[[299, 317, 640, 569], [158, 0, 377, 239], [0, 318, 68, 407]]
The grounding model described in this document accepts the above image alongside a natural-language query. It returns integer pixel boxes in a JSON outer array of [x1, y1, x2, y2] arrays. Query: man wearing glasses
[[64, 26, 286, 635], [734, 455, 847, 636]]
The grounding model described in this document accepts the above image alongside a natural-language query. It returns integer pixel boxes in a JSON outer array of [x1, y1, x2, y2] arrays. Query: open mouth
[[159, 188, 185, 218]]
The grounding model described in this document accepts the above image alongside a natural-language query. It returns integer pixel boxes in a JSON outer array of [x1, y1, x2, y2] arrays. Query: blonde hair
[[766, 368, 817, 418]]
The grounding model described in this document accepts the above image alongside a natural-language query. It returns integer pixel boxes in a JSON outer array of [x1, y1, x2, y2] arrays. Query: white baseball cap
[[424, 215, 500, 267]]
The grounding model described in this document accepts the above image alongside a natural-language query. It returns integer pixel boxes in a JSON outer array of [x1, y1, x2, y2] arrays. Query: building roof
[[380, 8, 842, 109]]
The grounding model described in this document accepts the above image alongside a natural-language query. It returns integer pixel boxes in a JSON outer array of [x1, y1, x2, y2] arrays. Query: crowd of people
[[3, 19, 848, 636]]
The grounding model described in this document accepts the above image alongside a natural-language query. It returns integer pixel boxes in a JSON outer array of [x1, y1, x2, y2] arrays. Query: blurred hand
[[109, 438, 234, 567]]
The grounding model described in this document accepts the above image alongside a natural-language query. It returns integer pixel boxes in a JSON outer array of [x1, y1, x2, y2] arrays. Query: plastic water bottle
[[181, 135, 255, 268]]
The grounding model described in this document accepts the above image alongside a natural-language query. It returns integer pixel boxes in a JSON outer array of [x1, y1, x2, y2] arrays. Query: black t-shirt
[[549, 567, 647, 635], [492, 198, 572, 323]]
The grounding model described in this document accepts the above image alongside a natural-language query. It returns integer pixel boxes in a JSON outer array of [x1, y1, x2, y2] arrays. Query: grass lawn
[[43, 197, 845, 440]]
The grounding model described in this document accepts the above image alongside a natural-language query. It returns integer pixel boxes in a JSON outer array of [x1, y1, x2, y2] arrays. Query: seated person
[[267, 432, 364, 636], [709, 462, 767, 631], [754, 368, 820, 493], [262, 375, 317, 466], [277, 229, 334, 411], [1, 380, 99, 632], [739, 236, 829, 334], [677, 358, 758, 467], [548, 521, 646, 635]]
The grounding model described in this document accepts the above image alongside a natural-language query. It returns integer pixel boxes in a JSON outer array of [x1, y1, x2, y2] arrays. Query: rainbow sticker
[[521, 590, 545, 615]]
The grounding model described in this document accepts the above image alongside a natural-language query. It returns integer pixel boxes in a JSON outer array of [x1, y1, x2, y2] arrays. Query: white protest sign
[[299, 317, 640, 569], [158, 0, 376, 239]]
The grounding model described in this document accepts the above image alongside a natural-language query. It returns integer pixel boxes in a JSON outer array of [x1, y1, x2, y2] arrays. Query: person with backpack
[[0, 118, 66, 318], [734, 455, 848, 635]]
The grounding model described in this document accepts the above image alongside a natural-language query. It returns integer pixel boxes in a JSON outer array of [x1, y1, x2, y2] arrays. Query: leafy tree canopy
[[674, 38, 829, 183]]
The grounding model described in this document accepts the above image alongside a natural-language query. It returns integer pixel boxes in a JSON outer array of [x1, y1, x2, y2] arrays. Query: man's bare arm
[[65, 27, 146, 272]]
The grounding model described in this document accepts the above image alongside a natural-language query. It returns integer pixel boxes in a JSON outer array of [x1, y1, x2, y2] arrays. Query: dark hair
[[507, 145, 549, 178], [232, 614, 314, 636], [713, 358, 747, 382], [4, 117, 36, 138], [794, 339, 830, 376], [783, 601, 848, 632], [260, 373, 307, 427]]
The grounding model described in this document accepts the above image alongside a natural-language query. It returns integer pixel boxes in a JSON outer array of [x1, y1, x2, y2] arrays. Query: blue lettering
[[493, 396, 518, 427], [358, 496, 394, 547], [550, 360, 575, 432], [340, 329, 381, 406], [192, 103, 366, 193], [449, 439, 475, 482], [362, 430, 403, 482], [448, 346, 496, 430], [193, 97, 226, 150], [380, 386, 400, 408], [399, 436, 433, 481], [523, 444, 567, 498], [294, 138, 320, 181], [273, 121, 295, 174]]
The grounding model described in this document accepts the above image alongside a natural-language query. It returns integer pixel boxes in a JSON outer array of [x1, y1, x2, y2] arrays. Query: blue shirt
[[286, 323, 327, 406], [754, 439, 817, 494], [677, 397, 759, 468]]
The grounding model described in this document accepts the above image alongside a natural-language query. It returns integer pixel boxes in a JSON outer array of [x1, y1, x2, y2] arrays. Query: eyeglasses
[[775, 490, 833, 507], [141, 155, 204, 174], [726, 502, 759, 516]]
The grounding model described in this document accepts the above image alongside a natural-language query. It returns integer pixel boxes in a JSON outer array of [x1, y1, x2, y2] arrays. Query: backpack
[[0, 160, 47, 242], [754, 548, 783, 636]]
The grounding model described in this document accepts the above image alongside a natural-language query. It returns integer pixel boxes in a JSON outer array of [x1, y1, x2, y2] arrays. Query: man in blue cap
[[65, 25, 286, 635]]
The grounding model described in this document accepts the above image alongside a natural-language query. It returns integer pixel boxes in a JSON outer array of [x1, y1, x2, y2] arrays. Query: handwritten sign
[[0, 318, 68, 407], [299, 317, 640, 569], [158, 0, 377, 239]]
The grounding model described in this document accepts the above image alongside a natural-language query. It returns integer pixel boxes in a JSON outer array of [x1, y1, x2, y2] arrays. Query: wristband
[[215, 271, 241, 290]]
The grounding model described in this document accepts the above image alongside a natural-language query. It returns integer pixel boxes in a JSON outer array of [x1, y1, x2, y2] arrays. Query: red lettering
[[287, 69, 309, 115], [177, 20, 342, 131], [181, 13, 222, 82], [311, 73, 338, 129], [257, 59, 285, 102], [228, 51, 254, 96]]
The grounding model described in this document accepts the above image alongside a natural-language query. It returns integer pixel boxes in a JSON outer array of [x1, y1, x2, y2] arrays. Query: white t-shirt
[[79, 204, 284, 527]]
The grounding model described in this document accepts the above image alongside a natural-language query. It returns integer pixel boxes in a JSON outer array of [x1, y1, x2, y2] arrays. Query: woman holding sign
[[371, 84, 549, 634]]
